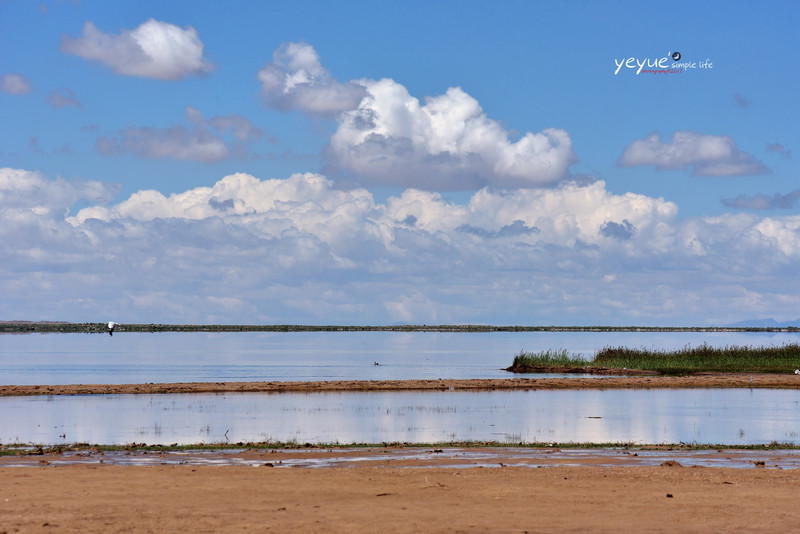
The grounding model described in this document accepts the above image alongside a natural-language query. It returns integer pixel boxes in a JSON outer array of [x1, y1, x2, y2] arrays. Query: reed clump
[[511, 343, 800, 374], [510, 349, 590, 369]]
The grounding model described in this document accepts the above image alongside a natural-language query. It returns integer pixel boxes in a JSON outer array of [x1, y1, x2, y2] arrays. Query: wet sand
[[2, 372, 799, 396], [3, 457, 800, 532]]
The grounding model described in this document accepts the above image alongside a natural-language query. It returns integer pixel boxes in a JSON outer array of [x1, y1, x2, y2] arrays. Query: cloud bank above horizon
[[3, 165, 800, 325]]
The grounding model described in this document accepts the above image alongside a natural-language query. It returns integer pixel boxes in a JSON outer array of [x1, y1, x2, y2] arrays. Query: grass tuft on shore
[[510, 343, 800, 375], [510, 349, 585, 368]]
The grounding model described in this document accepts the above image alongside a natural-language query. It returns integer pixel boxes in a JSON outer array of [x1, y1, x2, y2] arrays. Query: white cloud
[[60, 19, 214, 80], [257, 41, 367, 115], [70, 172, 372, 224], [0, 73, 33, 94], [58, 170, 678, 321], [0, 169, 120, 302], [95, 107, 262, 163], [70, 172, 678, 254], [618, 131, 769, 176], [750, 216, 800, 257], [256, 42, 577, 190], [463, 182, 678, 250], [0, 167, 117, 213], [384, 292, 439, 323], [329, 80, 577, 190], [5, 167, 800, 325]]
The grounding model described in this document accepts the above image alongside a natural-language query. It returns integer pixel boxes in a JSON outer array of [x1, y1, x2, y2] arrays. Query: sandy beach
[[3, 456, 800, 532]]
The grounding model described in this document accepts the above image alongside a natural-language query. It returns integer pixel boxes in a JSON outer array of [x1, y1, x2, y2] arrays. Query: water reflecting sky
[[3, 331, 800, 447], [2, 389, 799, 446], [2, 330, 798, 385]]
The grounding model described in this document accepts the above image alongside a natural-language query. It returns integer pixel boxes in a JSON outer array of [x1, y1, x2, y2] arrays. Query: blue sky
[[1, 0, 798, 325]]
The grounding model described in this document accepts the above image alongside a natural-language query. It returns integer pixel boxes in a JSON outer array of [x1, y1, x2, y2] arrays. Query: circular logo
[[672, 52, 681, 61]]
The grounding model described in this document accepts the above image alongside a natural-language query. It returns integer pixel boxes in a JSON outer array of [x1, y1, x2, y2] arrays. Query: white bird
[[795, 369, 799, 375], [108, 322, 117, 336]]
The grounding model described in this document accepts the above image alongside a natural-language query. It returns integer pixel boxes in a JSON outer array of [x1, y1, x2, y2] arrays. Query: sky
[[1, 0, 798, 326]]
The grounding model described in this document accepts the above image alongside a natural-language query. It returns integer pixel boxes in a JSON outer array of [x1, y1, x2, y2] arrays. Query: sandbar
[[2, 373, 800, 396]]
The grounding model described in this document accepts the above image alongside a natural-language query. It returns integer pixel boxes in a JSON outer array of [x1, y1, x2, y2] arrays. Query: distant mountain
[[727, 318, 800, 328]]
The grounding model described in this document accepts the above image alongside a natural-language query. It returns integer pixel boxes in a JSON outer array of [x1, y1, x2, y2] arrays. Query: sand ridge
[[2, 373, 800, 396]]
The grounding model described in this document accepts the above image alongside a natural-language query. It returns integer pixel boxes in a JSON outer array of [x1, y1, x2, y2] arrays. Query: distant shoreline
[[2, 321, 799, 334]]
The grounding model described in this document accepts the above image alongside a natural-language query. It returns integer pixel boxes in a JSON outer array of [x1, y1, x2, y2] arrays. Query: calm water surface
[[2, 330, 799, 384], [3, 331, 800, 447], [2, 388, 799, 446]]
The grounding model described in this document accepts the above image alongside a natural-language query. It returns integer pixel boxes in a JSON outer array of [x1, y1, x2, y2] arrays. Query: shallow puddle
[[3, 447, 799, 470], [2, 388, 799, 446]]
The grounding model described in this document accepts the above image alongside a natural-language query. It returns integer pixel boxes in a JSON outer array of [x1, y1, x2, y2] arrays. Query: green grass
[[510, 349, 589, 368], [510, 343, 800, 375]]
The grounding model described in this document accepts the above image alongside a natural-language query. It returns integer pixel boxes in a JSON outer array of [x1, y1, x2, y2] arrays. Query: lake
[[2, 330, 799, 447], [2, 388, 799, 446], [2, 330, 798, 385]]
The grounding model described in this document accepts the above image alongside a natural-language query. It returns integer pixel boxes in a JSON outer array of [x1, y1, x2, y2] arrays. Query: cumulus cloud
[[0, 73, 33, 94], [70, 170, 678, 256], [60, 19, 214, 80], [256, 41, 577, 190], [329, 81, 577, 190], [257, 41, 367, 115], [6, 167, 800, 325], [48, 87, 81, 108], [0, 167, 118, 214], [618, 130, 769, 176], [722, 190, 800, 210], [70, 172, 368, 224], [95, 107, 262, 162], [749, 216, 800, 257]]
